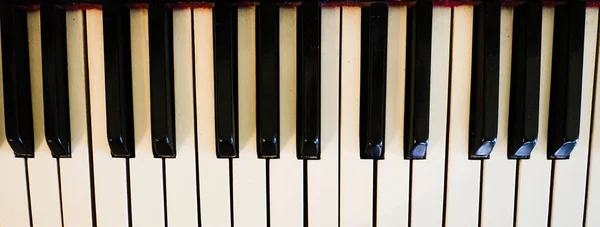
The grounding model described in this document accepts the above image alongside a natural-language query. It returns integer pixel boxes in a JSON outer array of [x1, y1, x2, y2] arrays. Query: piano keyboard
[[0, 0, 599, 226]]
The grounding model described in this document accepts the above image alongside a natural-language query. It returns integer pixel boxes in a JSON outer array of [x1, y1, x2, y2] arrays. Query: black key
[[468, 0, 500, 159], [0, 5, 34, 157], [547, 1, 585, 159], [507, 0, 542, 159], [103, 2, 135, 158], [296, 1, 320, 160], [214, 1, 239, 158], [359, 3, 387, 160], [256, 1, 280, 159], [404, 0, 432, 159], [41, 4, 71, 158], [149, 3, 176, 158]]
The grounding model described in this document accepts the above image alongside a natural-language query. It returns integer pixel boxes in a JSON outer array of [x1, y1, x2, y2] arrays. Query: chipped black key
[[41, 4, 71, 158], [256, 1, 280, 158], [296, 1, 320, 159], [103, 2, 135, 158], [468, 0, 500, 159], [149, 3, 176, 158], [0, 5, 34, 157], [214, 1, 239, 158], [404, 0, 432, 159], [507, 0, 542, 159], [547, 0, 585, 159], [359, 3, 387, 160]]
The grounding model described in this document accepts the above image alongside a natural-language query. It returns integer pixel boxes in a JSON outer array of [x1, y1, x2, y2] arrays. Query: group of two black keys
[[0, 0, 584, 162]]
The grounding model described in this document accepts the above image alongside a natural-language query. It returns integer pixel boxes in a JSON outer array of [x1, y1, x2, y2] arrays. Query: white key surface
[[444, 5, 478, 227], [479, 7, 516, 227], [61, 9, 93, 227], [234, 6, 267, 227], [166, 8, 199, 226], [308, 6, 340, 227], [194, 7, 232, 227], [0, 18, 31, 227], [410, 6, 451, 227], [270, 6, 303, 227], [26, 10, 63, 227], [377, 5, 409, 227], [129, 8, 165, 227], [550, 7, 598, 227], [339, 6, 373, 227], [514, 6, 554, 227], [86, 9, 130, 226], [586, 7, 600, 225]]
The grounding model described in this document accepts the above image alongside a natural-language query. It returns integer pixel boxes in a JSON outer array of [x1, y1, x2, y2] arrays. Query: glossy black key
[[547, 1, 585, 159], [359, 3, 387, 160], [103, 2, 135, 158], [507, 0, 542, 159], [256, 1, 280, 158], [41, 4, 71, 158], [149, 3, 176, 158], [468, 0, 500, 159], [214, 1, 239, 158], [0, 5, 34, 157], [404, 0, 432, 159], [296, 1, 320, 159]]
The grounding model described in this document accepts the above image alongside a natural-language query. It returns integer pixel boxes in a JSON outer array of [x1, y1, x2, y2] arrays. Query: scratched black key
[[103, 2, 135, 158], [256, 1, 280, 159], [359, 3, 387, 160], [148, 3, 176, 158], [507, 0, 542, 159], [40, 4, 71, 158], [468, 0, 500, 159], [0, 5, 34, 157], [404, 0, 432, 159], [547, 1, 585, 159], [296, 1, 320, 160], [214, 1, 239, 158]]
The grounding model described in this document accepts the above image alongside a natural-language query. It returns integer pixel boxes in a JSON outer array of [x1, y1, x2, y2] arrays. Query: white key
[[0, 18, 31, 227], [410, 6, 451, 227], [270, 6, 303, 227], [586, 7, 600, 226], [166, 8, 199, 226], [129, 8, 165, 227], [444, 5, 478, 227], [61, 9, 93, 227], [307, 6, 340, 227], [234, 6, 267, 227], [479, 7, 516, 227], [339, 6, 372, 227], [26, 10, 63, 227], [376, 5, 409, 227], [86, 9, 129, 226], [195, 7, 232, 227], [514, 6, 554, 227], [550, 7, 598, 227]]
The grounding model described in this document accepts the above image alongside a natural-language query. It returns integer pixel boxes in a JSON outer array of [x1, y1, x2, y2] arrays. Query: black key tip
[[509, 140, 537, 159], [259, 137, 278, 158], [406, 141, 428, 159], [153, 137, 176, 158], [217, 136, 237, 158], [298, 137, 319, 160], [362, 141, 383, 160], [8, 138, 34, 158], [470, 140, 496, 159], [108, 137, 134, 158], [548, 140, 577, 159], [47, 137, 70, 158]]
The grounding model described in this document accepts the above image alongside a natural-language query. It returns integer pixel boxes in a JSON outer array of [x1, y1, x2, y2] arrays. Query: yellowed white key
[[86, 9, 130, 226], [27, 10, 62, 227]]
